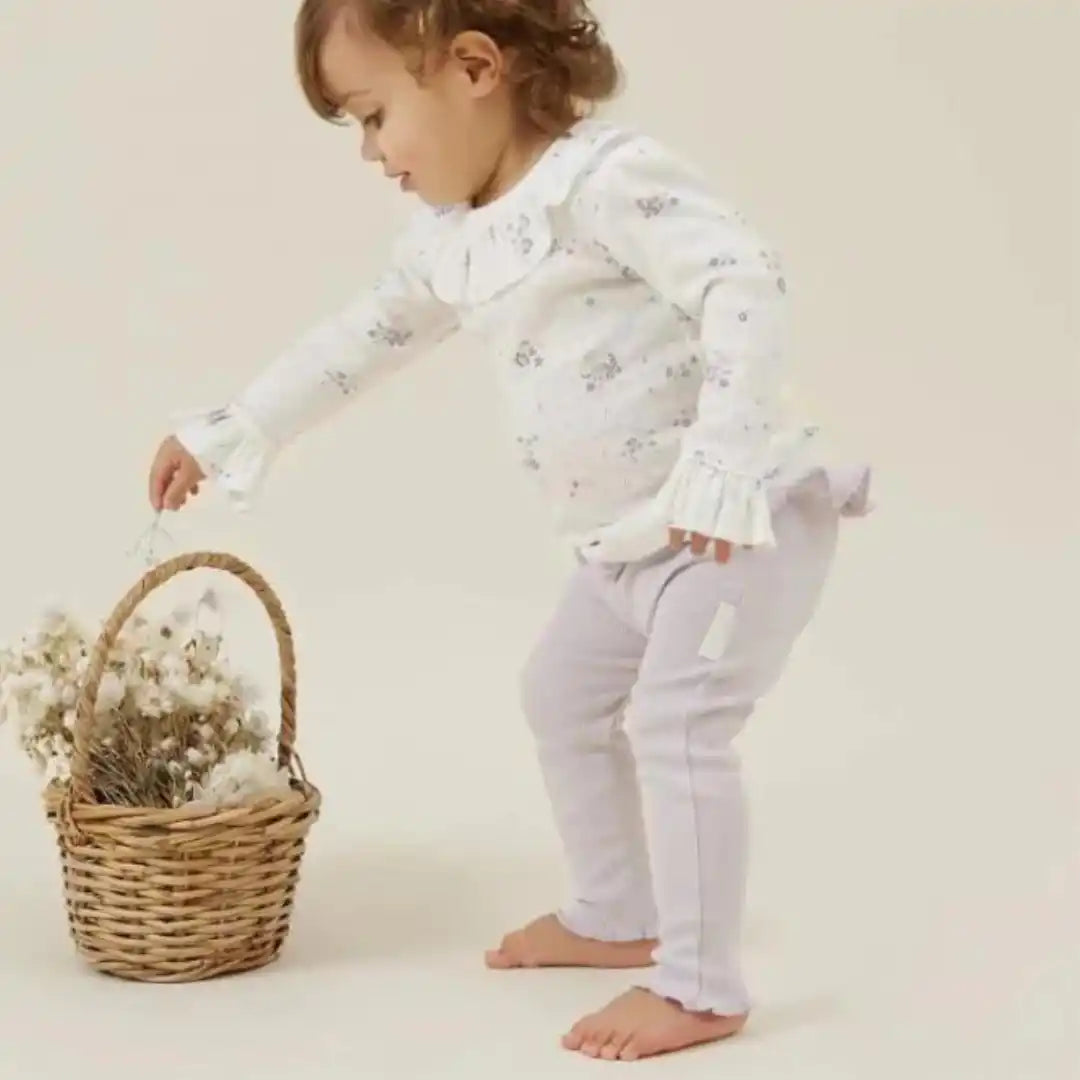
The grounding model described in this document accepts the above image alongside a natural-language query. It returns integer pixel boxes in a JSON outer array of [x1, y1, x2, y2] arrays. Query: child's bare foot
[[562, 987, 748, 1061], [484, 914, 655, 970]]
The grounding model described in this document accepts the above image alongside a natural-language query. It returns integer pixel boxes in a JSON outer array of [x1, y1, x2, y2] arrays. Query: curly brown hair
[[295, 0, 621, 133]]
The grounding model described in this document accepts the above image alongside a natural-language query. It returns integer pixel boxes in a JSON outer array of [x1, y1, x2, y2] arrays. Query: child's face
[[320, 12, 513, 207]]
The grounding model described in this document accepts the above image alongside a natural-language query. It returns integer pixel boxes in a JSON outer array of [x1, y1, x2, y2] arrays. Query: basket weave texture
[[43, 552, 321, 983]]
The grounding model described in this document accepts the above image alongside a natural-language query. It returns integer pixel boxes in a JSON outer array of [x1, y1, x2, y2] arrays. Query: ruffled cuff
[[172, 405, 277, 511], [657, 450, 777, 547]]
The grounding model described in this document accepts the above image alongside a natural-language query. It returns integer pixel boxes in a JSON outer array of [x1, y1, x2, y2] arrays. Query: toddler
[[149, 0, 871, 1062]]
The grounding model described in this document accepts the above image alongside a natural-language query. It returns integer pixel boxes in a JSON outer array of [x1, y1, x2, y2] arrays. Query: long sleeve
[[570, 135, 801, 546], [175, 211, 459, 508]]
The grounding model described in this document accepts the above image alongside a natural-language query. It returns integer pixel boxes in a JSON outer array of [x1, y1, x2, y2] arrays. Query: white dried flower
[[187, 634, 221, 669], [2, 596, 268, 809], [246, 711, 271, 740], [45, 756, 70, 784], [13, 698, 48, 737], [97, 672, 126, 712], [38, 609, 67, 634], [175, 680, 217, 711], [190, 750, 290, 810], [134, 684, 176, 718], [160, 653, 188, 680]]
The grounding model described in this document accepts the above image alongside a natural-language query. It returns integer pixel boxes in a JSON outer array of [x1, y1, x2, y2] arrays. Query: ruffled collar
[[426, 117, 626, 307]]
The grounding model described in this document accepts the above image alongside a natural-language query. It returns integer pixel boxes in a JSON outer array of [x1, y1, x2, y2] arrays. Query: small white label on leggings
[[699, 602, 737, 660]]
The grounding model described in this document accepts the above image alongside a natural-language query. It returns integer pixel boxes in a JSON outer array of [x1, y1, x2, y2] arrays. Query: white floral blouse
[[177, 118, 870, 562]]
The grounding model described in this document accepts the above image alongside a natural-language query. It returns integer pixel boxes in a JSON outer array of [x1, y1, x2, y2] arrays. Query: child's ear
[[449, 31, 505, 93]]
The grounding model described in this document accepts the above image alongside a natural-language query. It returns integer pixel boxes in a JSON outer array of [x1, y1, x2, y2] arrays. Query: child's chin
[[411, 183, 469, 209]]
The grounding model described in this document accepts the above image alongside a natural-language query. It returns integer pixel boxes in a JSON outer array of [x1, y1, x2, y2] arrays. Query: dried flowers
[[0, 596, 290, 810]]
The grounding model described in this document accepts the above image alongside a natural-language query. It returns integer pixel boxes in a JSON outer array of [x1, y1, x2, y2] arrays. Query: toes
[[577, 1023, 616, 1059], [619, 1037, 646, 1062], [600, 1031, 632, 1061], [486, 931, 525, 969], [580, 1036, 605, 1059], [562, 1018, 592, 1052], [484, 948, 514, 969]]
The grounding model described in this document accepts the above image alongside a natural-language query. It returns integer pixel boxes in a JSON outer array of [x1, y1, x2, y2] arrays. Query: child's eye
[[362, 109, 384, 129]]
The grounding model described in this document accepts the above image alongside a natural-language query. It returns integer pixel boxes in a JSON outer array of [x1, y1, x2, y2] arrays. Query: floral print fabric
[[176, 119, 870, 561]]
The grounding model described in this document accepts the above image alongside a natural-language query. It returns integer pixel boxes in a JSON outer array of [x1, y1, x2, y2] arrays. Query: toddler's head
[[295, 0, 619, 206]]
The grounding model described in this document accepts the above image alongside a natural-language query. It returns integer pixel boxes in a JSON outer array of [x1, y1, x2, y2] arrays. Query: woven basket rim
[[45, 776, 321, 827]]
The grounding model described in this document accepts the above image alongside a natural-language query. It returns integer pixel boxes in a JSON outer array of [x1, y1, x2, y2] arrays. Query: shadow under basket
[[41, 551, 322, 984]]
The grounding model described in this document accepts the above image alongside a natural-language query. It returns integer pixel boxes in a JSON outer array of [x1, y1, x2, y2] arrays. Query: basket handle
[[70, 552, 298, 804]]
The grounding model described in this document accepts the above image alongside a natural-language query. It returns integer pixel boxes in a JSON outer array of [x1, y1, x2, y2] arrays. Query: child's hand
[[149, 435, 205, 511], [669, 529, 733, 564]]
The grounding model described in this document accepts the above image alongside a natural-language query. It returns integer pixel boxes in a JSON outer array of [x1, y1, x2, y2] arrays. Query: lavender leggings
[[520, 494, 840, 1016]]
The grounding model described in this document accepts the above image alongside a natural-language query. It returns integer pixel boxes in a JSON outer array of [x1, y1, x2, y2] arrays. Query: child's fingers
[[150, 460, 174, 511], [163, 465, 194, 511], [669, 529, 736, 563], [148, 451, 164, 509]]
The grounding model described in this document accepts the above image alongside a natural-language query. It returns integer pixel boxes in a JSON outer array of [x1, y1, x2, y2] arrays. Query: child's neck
[[471, 124, 562, 209]]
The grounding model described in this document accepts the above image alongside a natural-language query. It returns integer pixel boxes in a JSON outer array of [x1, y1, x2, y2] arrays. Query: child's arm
[[572, 136, 802, 552], [158, 211, 458, 510]]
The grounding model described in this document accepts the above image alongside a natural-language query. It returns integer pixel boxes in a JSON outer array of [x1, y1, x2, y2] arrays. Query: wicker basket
[[43, 551, 321, 983]]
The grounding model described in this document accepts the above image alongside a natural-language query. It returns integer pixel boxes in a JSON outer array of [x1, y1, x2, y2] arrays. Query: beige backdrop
[[0, 2, 1074, 1077]]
